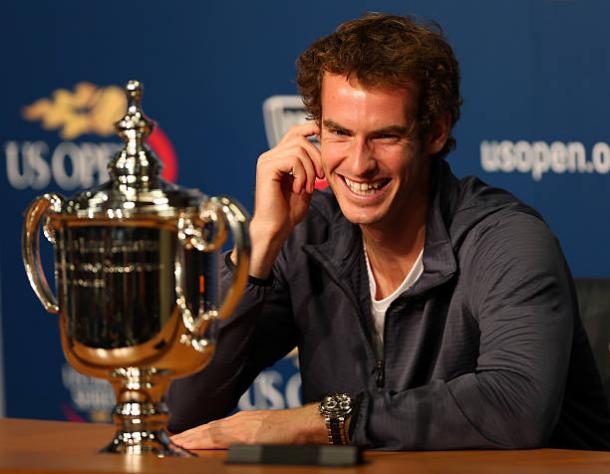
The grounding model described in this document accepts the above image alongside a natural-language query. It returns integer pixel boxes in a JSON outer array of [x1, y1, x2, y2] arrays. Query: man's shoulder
[[442, 169, 546, 248], [447, 175, 564, 274], [452, 174, 540, 220]]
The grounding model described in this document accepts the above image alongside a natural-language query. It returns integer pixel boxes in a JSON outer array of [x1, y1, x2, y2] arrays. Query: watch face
[[321, 394, 352, 417]]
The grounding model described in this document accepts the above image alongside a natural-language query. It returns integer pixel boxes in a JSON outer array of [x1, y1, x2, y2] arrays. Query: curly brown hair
[[296, 13, 462, 159]]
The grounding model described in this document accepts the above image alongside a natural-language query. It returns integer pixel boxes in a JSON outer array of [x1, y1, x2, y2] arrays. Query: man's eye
[[330, 128, 349, 136], [376, 134, 400, 141]]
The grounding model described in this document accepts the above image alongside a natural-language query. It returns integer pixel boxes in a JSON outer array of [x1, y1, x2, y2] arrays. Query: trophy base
[[102, 429, 195, 457], [103, 367, 195, 457]]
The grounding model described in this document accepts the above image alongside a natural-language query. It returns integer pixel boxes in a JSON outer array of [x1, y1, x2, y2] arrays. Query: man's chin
[[340, 208, 384, 227]]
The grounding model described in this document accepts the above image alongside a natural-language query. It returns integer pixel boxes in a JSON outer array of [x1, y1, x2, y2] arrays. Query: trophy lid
[[62, 81, 203, 219]]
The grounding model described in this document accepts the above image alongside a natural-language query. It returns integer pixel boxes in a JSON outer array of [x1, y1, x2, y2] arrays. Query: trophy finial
[[126, 79, 142, 98], [125, 80, 145, 117], [116, 80, 154, 142], [109, 80, 162, 188]]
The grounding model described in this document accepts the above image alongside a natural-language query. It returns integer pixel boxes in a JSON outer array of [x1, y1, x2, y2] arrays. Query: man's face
[[319, 73, 432, 231]]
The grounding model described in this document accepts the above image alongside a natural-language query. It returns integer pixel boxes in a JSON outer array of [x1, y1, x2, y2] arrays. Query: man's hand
[[239, 122, 324, 279], [170, 404, 327, 449]]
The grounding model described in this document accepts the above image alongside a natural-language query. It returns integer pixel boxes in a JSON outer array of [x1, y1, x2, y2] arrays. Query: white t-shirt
[[364, 244, 424, 345]]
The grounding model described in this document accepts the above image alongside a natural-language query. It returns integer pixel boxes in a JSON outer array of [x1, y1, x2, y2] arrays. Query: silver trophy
[[22, 80, 250, 456]]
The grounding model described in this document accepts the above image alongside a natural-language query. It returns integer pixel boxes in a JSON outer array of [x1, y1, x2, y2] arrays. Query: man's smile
[[341, 175, 391, 197]]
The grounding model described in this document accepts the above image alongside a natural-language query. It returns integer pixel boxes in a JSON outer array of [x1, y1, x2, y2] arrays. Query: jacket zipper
[[303, 246, 387, 390], [375, 298, 391, 389], [376, 359, 385, 388]]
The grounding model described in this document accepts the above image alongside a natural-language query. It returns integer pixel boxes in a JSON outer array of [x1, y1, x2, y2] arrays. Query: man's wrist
[[225, 252, 273, 287], [244, 219, 289, 279], [291, 404, 329, 445]]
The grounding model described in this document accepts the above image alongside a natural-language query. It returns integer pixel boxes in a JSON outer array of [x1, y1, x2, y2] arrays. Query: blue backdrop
[[0, 0, 608, 422]]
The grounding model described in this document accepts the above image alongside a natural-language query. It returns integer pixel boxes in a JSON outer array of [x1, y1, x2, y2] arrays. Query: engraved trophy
[[22, 81, 250, 456]]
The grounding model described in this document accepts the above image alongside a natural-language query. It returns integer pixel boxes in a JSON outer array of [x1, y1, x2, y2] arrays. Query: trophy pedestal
[[102, 429, 193, 457], [102, 367, 195, 457]]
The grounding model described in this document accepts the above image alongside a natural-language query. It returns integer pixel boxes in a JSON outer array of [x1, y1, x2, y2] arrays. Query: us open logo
[[4, 82, 178, 192], [480, 139, 610, 181]]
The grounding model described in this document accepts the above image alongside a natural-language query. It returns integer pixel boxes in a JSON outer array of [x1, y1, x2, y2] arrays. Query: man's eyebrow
[[322, 119, 352, 133], [323, 120, 411, 137], [371, 125, 411, 136]]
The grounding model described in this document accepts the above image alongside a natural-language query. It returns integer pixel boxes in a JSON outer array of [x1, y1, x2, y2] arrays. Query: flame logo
[[22, 82, 126, 140]]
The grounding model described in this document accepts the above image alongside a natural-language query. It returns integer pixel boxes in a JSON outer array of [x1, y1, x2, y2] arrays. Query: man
[[168, 13, 610, 450]]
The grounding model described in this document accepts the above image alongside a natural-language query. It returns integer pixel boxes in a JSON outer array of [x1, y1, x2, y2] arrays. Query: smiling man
[[168, 13, 610, 450]]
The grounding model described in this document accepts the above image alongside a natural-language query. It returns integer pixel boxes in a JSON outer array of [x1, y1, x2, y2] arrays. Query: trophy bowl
[[21, 81, 250, 457]]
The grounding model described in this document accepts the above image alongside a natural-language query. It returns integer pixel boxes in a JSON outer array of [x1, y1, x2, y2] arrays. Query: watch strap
[[324, 415, 349, 445]]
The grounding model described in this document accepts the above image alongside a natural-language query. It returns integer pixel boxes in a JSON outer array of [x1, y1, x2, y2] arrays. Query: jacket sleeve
[[351, 213, 575, 449], [167, 253, 298, 433]]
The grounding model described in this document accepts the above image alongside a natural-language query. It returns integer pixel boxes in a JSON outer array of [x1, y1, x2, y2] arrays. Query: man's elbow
[[501, 417, 552, 448], [495, 399, 558, 449]]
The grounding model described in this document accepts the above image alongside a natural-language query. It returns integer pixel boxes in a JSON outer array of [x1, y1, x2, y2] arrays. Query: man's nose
[[347, 137, 376, 176]]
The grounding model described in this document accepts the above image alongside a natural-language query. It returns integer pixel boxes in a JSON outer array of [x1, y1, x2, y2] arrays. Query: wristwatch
[[319, 393, 353, 445]]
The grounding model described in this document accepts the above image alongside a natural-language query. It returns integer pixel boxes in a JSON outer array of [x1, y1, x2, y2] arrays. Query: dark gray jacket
[[168, 160, 610, 450]]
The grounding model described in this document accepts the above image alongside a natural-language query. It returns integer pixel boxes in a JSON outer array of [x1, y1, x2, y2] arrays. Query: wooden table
[[0, 418, 609, 473]]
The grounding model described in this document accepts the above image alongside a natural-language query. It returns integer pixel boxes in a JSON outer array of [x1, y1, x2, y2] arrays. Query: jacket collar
[[304, 160, 458, 297]]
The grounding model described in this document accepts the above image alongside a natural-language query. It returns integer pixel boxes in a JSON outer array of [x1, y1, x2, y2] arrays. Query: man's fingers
[[290, 159, 308, 194], [260, 121, 323, 191], [300, 138, 324, 179], [285, 150, 319, 194], [259, 144, 320, 194], [171, 425, 216, 449], [283, 124, 323, 180], [279, 122, 319, 145]]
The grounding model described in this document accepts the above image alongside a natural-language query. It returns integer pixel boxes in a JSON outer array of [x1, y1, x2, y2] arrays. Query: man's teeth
[[344, 177, 385, 195]]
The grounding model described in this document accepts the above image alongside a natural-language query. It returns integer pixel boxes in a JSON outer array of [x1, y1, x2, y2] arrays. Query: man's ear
[[425, 113, 451, 155]]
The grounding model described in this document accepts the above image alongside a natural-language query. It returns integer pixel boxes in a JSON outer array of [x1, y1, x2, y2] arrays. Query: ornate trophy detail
[[22, 81, 250, 456]]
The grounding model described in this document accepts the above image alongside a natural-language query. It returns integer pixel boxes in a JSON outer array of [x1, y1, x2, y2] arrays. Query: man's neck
[[361, 197, 428, 300]]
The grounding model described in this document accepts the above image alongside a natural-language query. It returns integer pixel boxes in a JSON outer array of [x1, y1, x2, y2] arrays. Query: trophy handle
[[22, 193, 64, 314], [176, 196, 251, 345], [210, 196, 251, 319]]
